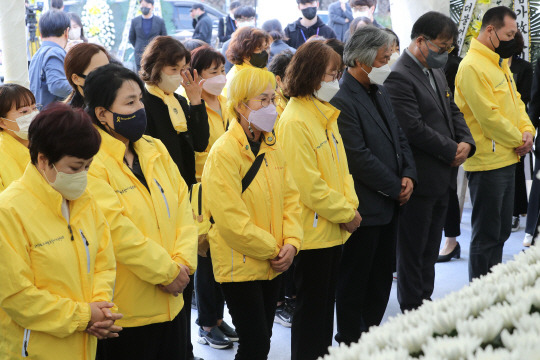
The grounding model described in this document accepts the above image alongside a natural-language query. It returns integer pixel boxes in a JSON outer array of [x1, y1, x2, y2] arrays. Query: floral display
[[81, 0, 116, 50], [322, 245, 540, 359]]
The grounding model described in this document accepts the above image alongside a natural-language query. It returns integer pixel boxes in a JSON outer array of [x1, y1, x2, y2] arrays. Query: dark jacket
[[129, 15, 167, 70], [269, 40, 296, 63], [284, 17, 337, 49], [143, 92, 210, 186], [510, 56, 533, 107], [328, 1, 353, 42], [218, 14, 236, 44], [192, 12, 213, 44], [443, 52, 462, 94], [331, 71, 417, 225], [384, 51, 475, 197]]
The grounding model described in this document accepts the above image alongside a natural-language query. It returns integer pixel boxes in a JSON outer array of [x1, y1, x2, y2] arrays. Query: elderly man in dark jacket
[[331, 26, 417, 345]]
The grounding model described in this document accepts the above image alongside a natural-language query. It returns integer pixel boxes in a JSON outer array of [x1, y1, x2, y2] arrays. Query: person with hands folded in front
[[83, 64, 198, 360], [0, 103, 119, 360], [202, 67, 302, 360], [276, 40, 360, 360]]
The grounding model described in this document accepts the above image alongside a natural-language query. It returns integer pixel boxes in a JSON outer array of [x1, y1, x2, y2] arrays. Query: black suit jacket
[[384, 51, 475, 197], [218, 14, 235, 44], [331, 71, 417, 226], [143, 92, 209, 186], [129, 15, 167, 69], [192, 12, 213, 44]]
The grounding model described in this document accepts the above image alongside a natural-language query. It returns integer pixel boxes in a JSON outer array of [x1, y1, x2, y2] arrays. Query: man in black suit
[[218, 1, 240, 45], [384, 12, 475, 312], [128, 0, 167, 72], [331, 26, 417, 345], [191, 3, 213, 45]]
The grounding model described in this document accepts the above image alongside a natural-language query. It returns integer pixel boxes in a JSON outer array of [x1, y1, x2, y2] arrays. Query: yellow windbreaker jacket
[[277, 96, 358, 250], [195, 95, 228, 182], [88, 128, 198, 327], [201, 119, 303, 282], [0, 164, 116, 360], [0, 131, 29, 192], [455, 38, 535, 172]]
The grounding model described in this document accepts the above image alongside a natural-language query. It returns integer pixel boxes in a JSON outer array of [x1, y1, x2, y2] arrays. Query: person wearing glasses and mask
[[384, 12, 475, 312], [455, 7, 535, 280], [202, 67, 302, 360], [83, 64, 198, 360], [277, 41, 360, 360], [0, 84, 41, 192]]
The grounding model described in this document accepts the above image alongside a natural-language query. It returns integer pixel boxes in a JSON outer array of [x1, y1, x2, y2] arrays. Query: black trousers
[[526, 154, 540, 235], [221, 277, 281, 360], [335, 215, 398, 345], [468, 164, 516, 281], [96, 309, 187, 360], [182, 275, 194, 359], [195, 253, 225, 327], [514, 156, 528, 216], [291, 245, 341, 360], [278, 264, 296, 301], [397, 192, 448, 312], [443, 188, 461, 238]]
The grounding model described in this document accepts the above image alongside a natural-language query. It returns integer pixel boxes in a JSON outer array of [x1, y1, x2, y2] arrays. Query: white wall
[[0, 0, 29, 87]]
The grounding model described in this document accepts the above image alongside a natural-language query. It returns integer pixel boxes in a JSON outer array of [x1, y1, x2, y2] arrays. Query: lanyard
[[300, 27, 319, 42], [229, 16, 236, 31]]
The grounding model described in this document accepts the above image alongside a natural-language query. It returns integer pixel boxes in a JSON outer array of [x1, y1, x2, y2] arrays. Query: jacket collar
[[291, 96, 340, 128], [294, 17, 326, 30], [0, 131, 29, 167], [229, 118, 276, 160], [469, 38, 506, 67], [96, 126, 160, 166]]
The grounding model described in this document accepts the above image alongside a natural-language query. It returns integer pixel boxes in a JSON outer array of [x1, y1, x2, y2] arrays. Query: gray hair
[[344, 26, 393, 67]]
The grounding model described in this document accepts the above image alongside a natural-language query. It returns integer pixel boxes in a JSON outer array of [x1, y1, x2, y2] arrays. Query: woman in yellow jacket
[[202, 67, 302, 360], [222, 26, 272, 97], [0, 84, 40, 192], [276, 41, 360, 360], [0, 103, 118, 360], [83, 64, 198, 360]]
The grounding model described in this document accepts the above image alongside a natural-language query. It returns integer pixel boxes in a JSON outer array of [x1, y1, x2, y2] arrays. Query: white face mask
[[2, 110, 39, 140], [237, 20, 256, 28], [44, 164, 88, 200], [388, 52, 400, 67], [202, 74, 227, 96], [353, 10, 371, 19], [362, 64, 391, 85], [69, 27, 82, 40], [314, 79, 340, 102], [159, 72, 183, 93]]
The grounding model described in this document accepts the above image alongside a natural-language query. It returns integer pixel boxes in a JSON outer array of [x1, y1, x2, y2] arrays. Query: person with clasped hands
[[331, 26, 417, 345], [454, 6, 535, 281], [83, 64, 198, 360], [0, 103, 119, 360]]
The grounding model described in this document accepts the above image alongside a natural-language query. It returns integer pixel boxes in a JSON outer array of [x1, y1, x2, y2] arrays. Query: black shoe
[[512, 216, 520, 232], [274, 303, 292, 328], [197, 327, 232, 349], [285, 297, 296, 315], [437, 242, 461, 263], [218, 321, 239, 342]]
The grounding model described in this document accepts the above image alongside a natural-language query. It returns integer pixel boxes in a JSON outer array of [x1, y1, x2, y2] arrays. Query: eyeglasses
[[250, 97, 277, 108], [16, 104, 42, 115], [425, 38, 455, 54], [324, 71, 343, 82]]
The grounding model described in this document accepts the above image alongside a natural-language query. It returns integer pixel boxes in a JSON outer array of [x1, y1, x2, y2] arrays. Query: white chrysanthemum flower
[[456, 315, 503, 343], [470, 345, 512, 360], [422, 335, 482, 360]]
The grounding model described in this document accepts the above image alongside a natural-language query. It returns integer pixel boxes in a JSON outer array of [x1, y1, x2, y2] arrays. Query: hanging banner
[[514, 0, 531, 61], [457, 0, 477, 53]]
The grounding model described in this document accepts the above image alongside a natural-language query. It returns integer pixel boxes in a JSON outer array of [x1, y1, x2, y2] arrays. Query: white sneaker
[[523, 233, 533, 247]]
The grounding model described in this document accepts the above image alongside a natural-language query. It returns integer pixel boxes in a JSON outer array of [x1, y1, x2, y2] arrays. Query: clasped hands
[[157, 264, 191, 297], [515, 132, 533, 156], [86, 302, 123, 340]]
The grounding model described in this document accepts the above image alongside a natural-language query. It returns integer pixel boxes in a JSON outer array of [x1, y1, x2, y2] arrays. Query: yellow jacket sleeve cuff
[[161, 263, 181, 286], [76, 303, 92, 332], [271, 246, 281, 260], [284, 238, 301, 254]]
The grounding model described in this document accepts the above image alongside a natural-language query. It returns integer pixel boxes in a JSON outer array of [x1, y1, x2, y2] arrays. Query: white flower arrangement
[[321, 245, 540, 359], [81, 0, 116, 51]]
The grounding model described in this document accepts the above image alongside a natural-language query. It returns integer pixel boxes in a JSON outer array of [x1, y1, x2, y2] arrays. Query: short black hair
[[140, 0, 154, 4], [350, 0, 376, 7], [51, 0, 63, 9], [0, 84, 35, 118], [39, 10, 71, 38], [481, 6, 517, 30], [234, 6, 256, 20], [296, 0, 318, 4], [514, 31, 524, 55], [262, 19, 285, 41], [29, 103, 101, 165], [191, 3, 205, 11], [84, 64, 145, 132], [324, 38, 345, 59], [230, 1, 241, 10], [268, 50, 294, 80], [410, 11, 458, 41], [183, 39, 206, 52]]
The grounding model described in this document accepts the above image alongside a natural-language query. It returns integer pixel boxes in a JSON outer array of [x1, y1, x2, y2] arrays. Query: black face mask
[[141, 7, 151, 15], [491, 30, 517, 59], [250, 50, 269, 68], [301, 6, 317, 20]]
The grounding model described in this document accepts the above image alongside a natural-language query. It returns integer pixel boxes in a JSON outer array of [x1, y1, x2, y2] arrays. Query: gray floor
[[189, 204, 530, 360]]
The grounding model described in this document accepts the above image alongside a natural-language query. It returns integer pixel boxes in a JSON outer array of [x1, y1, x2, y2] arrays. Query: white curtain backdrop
[[390, 0, 451, 51], [0, 0, 30, 87]]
